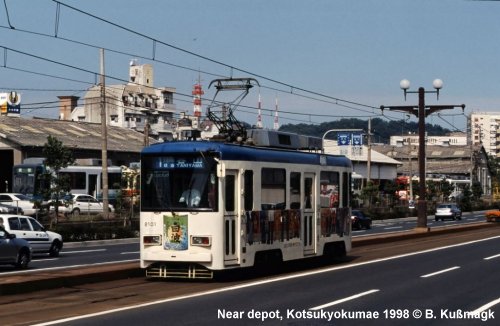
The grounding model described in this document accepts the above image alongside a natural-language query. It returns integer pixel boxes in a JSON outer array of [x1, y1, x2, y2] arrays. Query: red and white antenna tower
[[273, 97, 279, 130], [256, 92, 263, 128], [192, 78, 204, 117]]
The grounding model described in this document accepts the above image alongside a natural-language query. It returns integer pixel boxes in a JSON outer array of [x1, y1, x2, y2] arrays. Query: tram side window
[[290, 172, 301, 209], [304, 177, 313, 209], [342, 172, 350, 207], [225, 175, 235, 212], [261, 168, 286, 210], [244, 170, 253, 211], [320, 171, 339, 208]]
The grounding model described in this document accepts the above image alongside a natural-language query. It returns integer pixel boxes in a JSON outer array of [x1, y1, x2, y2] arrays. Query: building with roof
[[0, 115, 157, 192], [61, 61, 177, 142], [372, 143, 491, 197], [469, 112, 500, 157], [390, 132, 467, 147], [323, 140, 402, 181]]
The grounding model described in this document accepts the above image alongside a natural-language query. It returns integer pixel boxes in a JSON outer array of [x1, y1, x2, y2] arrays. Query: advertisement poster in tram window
[[163, 214, 188, 250]]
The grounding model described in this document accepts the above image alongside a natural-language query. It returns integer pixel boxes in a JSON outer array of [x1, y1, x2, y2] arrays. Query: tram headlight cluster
[[143, 235, 162, 245], [191, 236, 211, 247]]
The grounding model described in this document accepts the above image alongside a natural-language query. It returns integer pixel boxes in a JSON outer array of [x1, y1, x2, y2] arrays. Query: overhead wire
[[50, 0, 378, 112], [0, 47, 383, 125]]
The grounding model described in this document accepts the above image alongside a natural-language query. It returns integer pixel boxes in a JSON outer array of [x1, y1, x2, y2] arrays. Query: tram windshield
[[141, 154, 218, 211]]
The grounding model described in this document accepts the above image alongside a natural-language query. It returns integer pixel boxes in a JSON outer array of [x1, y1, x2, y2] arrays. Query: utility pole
[[100, 48, 109, 219], [407, 134, 414, 202], [381, 79, 465, 230], [367, 118, 372, 183]]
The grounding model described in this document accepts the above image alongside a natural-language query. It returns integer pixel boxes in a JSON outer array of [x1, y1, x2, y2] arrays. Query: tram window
[[244, 170, 253, 211], [342, 172, 350, 207], [225, 175, 235, 212], [261, 168, 286, 210], [304, 177, 313, 209], [320, 171, 339, 208], [290, 172, 301, 209]]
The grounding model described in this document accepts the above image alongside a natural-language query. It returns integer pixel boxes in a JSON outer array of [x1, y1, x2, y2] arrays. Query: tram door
[[223, 170, 239, 265], [303, 173, 316, 255]]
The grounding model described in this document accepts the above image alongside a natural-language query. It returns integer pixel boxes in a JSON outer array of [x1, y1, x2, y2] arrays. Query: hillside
[[278, 118, 451, 144]]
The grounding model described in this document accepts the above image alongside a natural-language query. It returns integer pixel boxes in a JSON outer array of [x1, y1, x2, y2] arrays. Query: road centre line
[[484, 253, 500, 260], [420, 266, 460, 278], [121, 251, 140, 255], [309, 289, 380, 310], [384, 226, 403, 230], [32, 235, 500, 326], [61, 249, 107, 254], [471, 297, 500, 315]]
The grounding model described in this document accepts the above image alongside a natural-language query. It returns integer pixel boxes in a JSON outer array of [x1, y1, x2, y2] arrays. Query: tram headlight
[[191, 236, 211, 247], [143, 235, 162, 246]]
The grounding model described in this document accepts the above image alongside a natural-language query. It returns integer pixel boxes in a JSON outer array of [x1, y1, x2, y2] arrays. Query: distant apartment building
[[469, 112, 500, 157], [59, 61, 177, 141], [390, 132, 467, 147]]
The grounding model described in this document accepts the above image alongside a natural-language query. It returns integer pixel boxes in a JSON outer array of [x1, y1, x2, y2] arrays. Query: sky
[[1, 0, 500, 134]]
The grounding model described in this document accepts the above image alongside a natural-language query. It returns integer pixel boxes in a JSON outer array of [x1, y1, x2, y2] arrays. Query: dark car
[[0, 203, 23, 215], [0, 226, 32, 269], [435, 203, 462, 221], [351, 210, 372, 230]]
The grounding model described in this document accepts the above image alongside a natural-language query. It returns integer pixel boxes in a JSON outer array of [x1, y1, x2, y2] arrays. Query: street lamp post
[[381, 80, 465, 230]]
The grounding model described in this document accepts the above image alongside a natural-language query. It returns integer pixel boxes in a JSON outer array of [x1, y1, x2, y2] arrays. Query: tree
[[471, 181, 483, 203], [42, 135, 75, 223], [382, 180, 399, 208], [361, 181, 379, 207], [460, 184, 473, 212], [439, 179, 454, 202]]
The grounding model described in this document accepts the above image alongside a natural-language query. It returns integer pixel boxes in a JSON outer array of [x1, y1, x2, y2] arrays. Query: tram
[[140, 131, 353, 279]]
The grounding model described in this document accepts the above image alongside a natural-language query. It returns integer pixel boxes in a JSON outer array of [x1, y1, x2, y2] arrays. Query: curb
[[1, 222, 498, 295], [0, 262, 142, 295], [353, 222, 499, 247]]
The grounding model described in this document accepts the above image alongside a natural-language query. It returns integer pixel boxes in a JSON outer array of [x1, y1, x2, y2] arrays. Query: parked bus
[[140, 135, 353, 279], [59, 165, 122, 205], [12, 159, 122, 204], [11, 159, 48, 200]]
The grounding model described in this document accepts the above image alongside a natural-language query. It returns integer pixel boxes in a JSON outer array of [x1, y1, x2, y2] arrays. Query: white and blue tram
[[140, 138, 352, 279]]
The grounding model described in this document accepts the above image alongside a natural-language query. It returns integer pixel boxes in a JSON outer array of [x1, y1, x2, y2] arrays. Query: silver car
[[0, 226, 32, 269], [435, 203, 462, 221]]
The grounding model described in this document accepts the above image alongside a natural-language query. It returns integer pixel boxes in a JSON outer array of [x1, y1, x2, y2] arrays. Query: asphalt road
[[1, 225, 499, 326], [34, 228, 500, 326]]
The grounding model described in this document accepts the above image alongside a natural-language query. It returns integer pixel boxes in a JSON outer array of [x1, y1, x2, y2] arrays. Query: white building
[[390, 133, 467, 147], [60, 61, 177, 141], [469, 112, 500, 157]]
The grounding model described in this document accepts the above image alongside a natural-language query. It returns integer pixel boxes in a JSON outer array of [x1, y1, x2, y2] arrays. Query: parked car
[[434, 203, 462, 221], [51, 194, 115, 217], [0, 203, 23, 215], [0, 214, 63, 257], [0, 193, 39, 216], [0, 226, 32, 269], [351, 210, 372, 230]]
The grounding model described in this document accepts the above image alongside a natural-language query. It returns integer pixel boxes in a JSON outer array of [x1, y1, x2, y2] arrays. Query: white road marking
[[470, 297, 500, 315], [420, 266, 460, 278], [120, 251, 140, 255], [32, 235, 500, 325], [384, 226, 403, 230], [61, 249, 106, 254], [0, 259, 139, 276], [310, 289, 380, 310], [484, 253, 500, 260]]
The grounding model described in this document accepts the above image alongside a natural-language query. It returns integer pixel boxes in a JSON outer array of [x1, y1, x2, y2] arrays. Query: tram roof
[[142, 141, 352, 168]]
